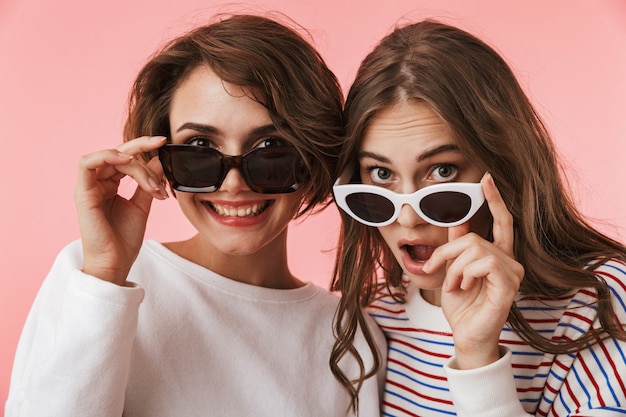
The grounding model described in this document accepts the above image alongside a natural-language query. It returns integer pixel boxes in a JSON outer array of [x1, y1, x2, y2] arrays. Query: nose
[[219, 165, 251, 193], [395, 203, 426, 228]]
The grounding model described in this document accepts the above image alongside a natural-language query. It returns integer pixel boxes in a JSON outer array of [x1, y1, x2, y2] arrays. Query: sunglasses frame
[[333, 178, 485, 227], [158, 143, 304, 194]]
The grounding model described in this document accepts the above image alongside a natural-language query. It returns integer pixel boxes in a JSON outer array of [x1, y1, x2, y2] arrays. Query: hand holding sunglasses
[[333, 176, 485, 228], [159, 143, 304, 194]]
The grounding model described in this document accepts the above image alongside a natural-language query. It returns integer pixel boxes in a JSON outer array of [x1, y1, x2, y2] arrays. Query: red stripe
[[597, 340, 626, 398], [563, 374, 582, 413], [389, 337, 452, 359], [388, 357, 448, 381], [380, 325, 452, 337], [577, 354, 606, 407], [387, 378, 454, 406], [383, 400, 421, 417], [597, 269, 626, 292]]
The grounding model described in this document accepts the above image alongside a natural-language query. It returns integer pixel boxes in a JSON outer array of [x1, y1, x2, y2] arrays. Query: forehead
[[361, 101, 456, 151], [169, 65, 271, 128]]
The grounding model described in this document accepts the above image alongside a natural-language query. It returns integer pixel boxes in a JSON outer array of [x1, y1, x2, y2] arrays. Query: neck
[[164, 234, 303, 289], [421, 288, 442, 306]]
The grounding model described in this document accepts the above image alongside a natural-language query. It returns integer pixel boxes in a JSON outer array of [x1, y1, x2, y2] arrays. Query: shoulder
[[592, 258, 626, 321]]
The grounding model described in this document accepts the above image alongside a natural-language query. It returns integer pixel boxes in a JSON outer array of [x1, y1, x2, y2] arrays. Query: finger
[[129, 182, 156, 217], [482, 173, 514, 255], [423, 223, 472, 275], [116, 136, 167, 158], [127, 157, 168, 222], [441, 240, 485, 292], [114, 159, 168, 200], [146, 156, 169, 198], [448, 221, 470, 242], [77, 148, 167, 201], [77, 149, 133, 193]]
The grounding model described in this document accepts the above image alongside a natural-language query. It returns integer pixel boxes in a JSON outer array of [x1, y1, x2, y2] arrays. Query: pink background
[[1, 0, 625, 407]]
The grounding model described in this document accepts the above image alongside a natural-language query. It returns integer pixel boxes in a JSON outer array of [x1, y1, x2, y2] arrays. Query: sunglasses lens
[[170, 149, 221, 188], [345, 192, 395, 224], [245, 148, 301, 191], [420, 191, 472, 224]]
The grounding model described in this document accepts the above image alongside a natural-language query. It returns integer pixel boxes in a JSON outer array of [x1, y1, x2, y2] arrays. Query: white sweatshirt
[[6, 240, 386, 417]]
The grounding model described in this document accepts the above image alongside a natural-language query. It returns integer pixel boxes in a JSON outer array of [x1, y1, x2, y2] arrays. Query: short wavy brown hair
[[123, 13, 344, 216]]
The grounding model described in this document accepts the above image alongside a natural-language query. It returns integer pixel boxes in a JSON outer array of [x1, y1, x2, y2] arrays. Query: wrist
[[453, 342, 502, 370], [81, 263, 129, 286]]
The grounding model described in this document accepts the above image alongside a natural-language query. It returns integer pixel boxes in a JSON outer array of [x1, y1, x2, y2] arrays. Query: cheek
[[280, 193, 303, 217], [377, 226, 396, 249]]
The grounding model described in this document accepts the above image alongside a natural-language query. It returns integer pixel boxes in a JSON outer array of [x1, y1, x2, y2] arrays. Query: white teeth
[[210, 202, 267, 217]]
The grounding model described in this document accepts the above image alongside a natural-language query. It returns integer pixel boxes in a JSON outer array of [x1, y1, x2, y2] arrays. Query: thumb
[[130, 185, 155, 217]]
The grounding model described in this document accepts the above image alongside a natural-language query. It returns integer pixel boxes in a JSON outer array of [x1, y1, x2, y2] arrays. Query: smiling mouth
[[205, 201, 272, 217], [404, 244, 435, 262]]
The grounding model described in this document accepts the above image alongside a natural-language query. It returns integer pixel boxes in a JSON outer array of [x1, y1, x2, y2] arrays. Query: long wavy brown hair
[[123, 13, 344, 217], [330, 19, 626, 410]]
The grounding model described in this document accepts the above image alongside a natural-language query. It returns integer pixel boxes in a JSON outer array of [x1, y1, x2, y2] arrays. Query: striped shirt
[[368, 259, 626, 416]]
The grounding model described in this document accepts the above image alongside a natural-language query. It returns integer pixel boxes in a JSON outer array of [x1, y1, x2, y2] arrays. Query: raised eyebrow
[[175, 123, 219, 134], [175, 122, 278, 137], [417, 144, 461, 162], [357, 144, 461, 164], [357, 150, 390, 164], [251, 124, 280, 137]]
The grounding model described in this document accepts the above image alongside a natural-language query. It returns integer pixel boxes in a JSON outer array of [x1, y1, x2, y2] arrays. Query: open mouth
[[205, 201, 272, 218], [403, 244, 435, 262]]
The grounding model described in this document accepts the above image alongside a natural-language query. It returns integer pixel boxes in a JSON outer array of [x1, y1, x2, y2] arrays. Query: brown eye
[[187, 137, 211, 147], [256, 137, 287, 149], [370, 167, 392, 184], [433, 164, 457, 181]]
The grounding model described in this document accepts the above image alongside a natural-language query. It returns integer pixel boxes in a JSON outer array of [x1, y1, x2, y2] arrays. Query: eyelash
[[361, 163, 460, 185], [184, 136, 287, 150], [186, 136, 212, 147], [430, 164, 458, 182]]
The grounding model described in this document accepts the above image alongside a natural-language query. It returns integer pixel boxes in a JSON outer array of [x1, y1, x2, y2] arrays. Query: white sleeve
[[444, 347, 531, 417], [5, 241, 144, 417]]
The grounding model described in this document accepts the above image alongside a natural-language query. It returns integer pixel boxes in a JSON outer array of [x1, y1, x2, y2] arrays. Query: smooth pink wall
[[2, 0, 625, 406]]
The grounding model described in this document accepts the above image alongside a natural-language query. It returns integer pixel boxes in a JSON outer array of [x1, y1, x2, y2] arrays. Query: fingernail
[[148, 177, 161, 191], [151, 136, 167, 142]]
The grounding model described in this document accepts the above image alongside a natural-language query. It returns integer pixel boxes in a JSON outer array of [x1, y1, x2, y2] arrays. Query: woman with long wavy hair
[[331, 19, 626, 416]]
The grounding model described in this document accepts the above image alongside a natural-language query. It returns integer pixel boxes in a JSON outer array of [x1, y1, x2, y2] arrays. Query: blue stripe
[[387, 366, 449, 392], [514, 372, 549, 380], [557, 388, 572, 415], [556, 321, 586, 334], [390, 335, 454, 348], [571, 298, 598, 310], [510, 350, 545, 357], [519, 397, 540, 404], [571, 366, 592, 409], [608, 283, 626, 314], [597, 407, 626, 414], [389, 346, 444, 369], [604, 260, 626, 277], [589, 344, 619, 404], [610, 337, 626, 375], [370, 313, 410, 322], [385, 389, 457, 416], [548, 367, 566, 383], [502, 326, 555, 335]]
